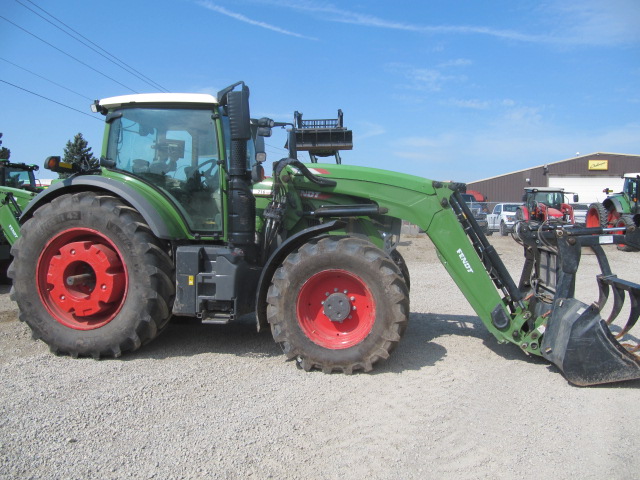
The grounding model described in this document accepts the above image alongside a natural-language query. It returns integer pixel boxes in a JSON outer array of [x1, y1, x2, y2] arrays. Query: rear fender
[[255, 220, 346, 331], [19, 175, 188, 240]]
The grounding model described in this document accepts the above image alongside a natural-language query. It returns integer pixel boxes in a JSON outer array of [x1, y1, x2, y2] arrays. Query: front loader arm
[[282, 164, 528, 347]]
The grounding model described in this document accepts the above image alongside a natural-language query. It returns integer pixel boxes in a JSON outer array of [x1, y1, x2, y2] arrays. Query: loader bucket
[[517, 225, 640, 386], [541, 296, 640, 386]]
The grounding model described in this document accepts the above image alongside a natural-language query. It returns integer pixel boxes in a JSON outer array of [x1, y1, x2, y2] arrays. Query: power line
[[0, 78, 103, 121], [0, 14, 139, 94], [16, 0, 169, 93], [0, 56, 93, 101]]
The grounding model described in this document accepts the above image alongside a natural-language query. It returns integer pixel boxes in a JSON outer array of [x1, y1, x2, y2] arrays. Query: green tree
[[61, 132, 97, 178], [0, 132, 9, 160]]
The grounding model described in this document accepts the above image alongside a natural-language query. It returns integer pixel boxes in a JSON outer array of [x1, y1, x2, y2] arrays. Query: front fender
[[20, 175, 190, 240], [255, 220, 346, 331]]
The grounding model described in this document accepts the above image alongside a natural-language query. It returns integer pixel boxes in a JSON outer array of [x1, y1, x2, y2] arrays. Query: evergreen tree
[[0, 132, 9, 160], [61, 133, 97, 178]]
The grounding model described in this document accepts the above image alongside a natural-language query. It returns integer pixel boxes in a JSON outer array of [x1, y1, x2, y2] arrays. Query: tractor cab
[[622, 173, 639, 214], [94, 93, 257, 235], [0, 160, 41, 192]]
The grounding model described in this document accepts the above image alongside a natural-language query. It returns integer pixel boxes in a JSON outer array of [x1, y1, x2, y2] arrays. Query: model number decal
[[299, 190, 330, 200], [457, 248, 474, 273]]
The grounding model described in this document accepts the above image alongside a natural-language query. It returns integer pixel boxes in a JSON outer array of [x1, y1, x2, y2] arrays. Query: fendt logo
[[456, 248, 474, 273]]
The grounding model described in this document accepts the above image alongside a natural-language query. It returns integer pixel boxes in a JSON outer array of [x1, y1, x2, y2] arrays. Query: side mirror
[[257, 126, 272, 138], [573, 194, 579, 202], [251, 163, 265, 184], [254, 135, 266, 164]]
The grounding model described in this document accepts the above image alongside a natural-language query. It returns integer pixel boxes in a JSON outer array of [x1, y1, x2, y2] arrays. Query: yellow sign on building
[[588, 159, 608, 170]]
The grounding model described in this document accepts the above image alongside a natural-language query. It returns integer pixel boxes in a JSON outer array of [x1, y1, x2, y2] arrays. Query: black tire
[[266, 236, 409, 373], [8, 192, 175, 358], [586, 202, 607, 228], [390, 248, 411, 291], [616, 215, 639, 252], [500, 221, 508, 236]]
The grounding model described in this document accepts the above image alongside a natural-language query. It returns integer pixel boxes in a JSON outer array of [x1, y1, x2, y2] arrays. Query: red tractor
[[516, 187, 578, 223]]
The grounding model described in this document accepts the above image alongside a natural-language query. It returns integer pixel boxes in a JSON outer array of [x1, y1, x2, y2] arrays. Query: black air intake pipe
[[225, 85, 255, 247]]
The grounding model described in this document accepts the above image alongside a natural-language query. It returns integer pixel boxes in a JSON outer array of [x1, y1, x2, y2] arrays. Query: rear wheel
[[266, 236, 409, 373], [9, 192, 175, 358], [586, 203, 607, 228]]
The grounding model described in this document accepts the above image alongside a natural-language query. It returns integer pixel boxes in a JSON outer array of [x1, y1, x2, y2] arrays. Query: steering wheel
[[187, 158, 219, 190]]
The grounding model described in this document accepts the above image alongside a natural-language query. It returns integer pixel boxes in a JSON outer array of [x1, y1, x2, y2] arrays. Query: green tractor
[[5, 82, 640, 385], [586, 173, 640, 251], [0, 160, 43, 274]]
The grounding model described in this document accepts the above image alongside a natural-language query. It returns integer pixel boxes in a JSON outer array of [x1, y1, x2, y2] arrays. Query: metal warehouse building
[[467, 152, 640, 204]]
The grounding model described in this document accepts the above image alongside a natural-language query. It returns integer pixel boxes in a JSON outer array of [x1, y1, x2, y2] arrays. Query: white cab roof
[[99, 93, 218, 109]]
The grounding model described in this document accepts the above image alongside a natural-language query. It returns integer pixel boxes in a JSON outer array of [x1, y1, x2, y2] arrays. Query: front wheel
[[9, 192, 175, 358], [266, 236, 409, 373], [615, 215, 639, 252]]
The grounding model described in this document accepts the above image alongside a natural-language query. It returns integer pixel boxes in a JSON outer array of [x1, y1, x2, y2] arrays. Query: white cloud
[[444, 98, 490, 110], [356, 122, 385, 140], [197, 1, 318, 40], [545, 0, 640, 46], [389, 120, 640, 182], [386, 63, 463, 92], [438, 59, 473, 68], [258, 0, 640, 47]]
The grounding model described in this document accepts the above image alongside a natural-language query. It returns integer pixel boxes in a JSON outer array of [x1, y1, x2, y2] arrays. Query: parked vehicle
[[586, 173, 639, 251], [0, 160, 42, 272], [487, 203, 521, 236], [2, 82, 640, 386], [460, 193, 489, 233], [516, 187, 578, 224]]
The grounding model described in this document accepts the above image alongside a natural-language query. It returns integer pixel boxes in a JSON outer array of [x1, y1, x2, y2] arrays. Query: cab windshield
[[533, 192, 563, 209], [4, 167, 34, 189], [106, 107, 225, 233]]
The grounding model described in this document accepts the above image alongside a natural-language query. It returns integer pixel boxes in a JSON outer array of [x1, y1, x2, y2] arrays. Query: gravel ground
[[1, 234, 639, 479]]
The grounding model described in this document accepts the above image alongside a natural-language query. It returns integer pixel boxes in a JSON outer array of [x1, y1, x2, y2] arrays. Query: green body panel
[[0, 187, 38, 248], [609, 193, 633, 214], [99, 169, 205, 240]]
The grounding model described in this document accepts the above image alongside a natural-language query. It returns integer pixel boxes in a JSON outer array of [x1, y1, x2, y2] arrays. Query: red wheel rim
[[36, 228, 128, 330], [585, 208, 601, 228], [296, 269, 376, 349], [614, 218, 628, 248], [608, 211, 621, 228]]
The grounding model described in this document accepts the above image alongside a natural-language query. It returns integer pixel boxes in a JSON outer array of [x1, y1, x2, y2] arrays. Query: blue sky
[[1, 0, 639, 181]]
